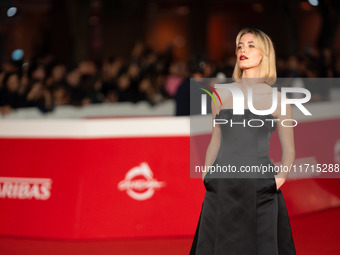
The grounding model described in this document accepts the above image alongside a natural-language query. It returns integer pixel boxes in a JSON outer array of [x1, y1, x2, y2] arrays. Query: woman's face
[[237, 33, 262, 70]]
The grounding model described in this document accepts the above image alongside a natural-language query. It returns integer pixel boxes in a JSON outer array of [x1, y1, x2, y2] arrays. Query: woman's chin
[[239, 64, 253, 69]]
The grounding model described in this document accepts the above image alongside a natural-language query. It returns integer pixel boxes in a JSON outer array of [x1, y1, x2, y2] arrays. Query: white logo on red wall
[[0, 177, 52, 200], [118, 162, 166, 201]]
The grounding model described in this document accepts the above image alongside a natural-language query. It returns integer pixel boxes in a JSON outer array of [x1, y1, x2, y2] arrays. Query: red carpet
[[0, 207, 339, 255], [291, 206, 340, 254]]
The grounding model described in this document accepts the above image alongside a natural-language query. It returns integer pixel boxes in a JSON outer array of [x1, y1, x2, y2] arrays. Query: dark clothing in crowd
[[175, 78, 190, 116], [0, 90, 27, 109]]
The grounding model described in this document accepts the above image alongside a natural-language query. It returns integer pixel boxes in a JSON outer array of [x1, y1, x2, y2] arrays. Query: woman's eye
[[237, 45, 243, 49], [249, 45, 255, 48]]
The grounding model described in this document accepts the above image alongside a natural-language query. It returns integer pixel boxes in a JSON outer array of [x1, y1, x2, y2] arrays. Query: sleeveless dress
[[190, 109, 296, 255]]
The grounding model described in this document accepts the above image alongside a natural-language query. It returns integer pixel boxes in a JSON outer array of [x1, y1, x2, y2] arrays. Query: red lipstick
[[240, 55, 248, 60]]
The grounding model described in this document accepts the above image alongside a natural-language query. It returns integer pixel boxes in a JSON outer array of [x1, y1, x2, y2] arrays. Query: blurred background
[[1, 1, 340, 255], [0, 0, 340, 116]]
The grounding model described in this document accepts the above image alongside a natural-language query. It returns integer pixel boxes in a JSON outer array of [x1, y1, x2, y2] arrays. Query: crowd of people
[[0, 41, 339, 115]]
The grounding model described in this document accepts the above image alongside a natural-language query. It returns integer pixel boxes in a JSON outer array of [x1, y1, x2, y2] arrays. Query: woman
[[0, 72, 27, 114], [190, 28, 296, 254]]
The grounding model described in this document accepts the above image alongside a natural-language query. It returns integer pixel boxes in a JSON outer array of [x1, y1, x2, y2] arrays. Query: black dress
[[190, 109, 296, 255]]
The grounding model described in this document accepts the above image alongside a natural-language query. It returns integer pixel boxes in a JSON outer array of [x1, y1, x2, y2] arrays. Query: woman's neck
[[242, 67, 260, 79], [241, 67, 261, 86]]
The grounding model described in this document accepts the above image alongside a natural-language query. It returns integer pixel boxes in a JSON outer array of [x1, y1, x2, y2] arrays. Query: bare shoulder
[[215, 83, 237, 100], [227, 81, 240, 87], [215, 82, 239, 92], [258, 83, 274, 94], [216, 81, 239, 87]]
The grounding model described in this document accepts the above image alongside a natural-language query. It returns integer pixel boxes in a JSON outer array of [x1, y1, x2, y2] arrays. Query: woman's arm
[[275, 92, 295, 189], [202, 92, 221, 180]]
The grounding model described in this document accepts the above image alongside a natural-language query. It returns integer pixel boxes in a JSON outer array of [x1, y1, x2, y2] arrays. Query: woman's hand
[[275, 176, 286, 190]]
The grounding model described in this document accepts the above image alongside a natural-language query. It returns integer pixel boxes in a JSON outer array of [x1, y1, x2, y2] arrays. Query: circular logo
[[118, 162, 166, 201]]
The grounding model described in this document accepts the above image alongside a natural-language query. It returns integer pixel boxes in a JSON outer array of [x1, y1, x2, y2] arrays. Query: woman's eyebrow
[[238, 41, 254, 44]]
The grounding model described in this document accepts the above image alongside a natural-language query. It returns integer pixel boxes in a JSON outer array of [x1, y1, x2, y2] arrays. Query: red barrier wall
[[0, 116, 339, 239]]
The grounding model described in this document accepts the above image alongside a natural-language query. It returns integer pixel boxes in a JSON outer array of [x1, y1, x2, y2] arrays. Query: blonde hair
[[232, 28, 276, 85]]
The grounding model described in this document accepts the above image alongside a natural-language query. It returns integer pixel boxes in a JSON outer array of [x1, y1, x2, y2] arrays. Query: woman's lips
[[240, 55, 248, 60]]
